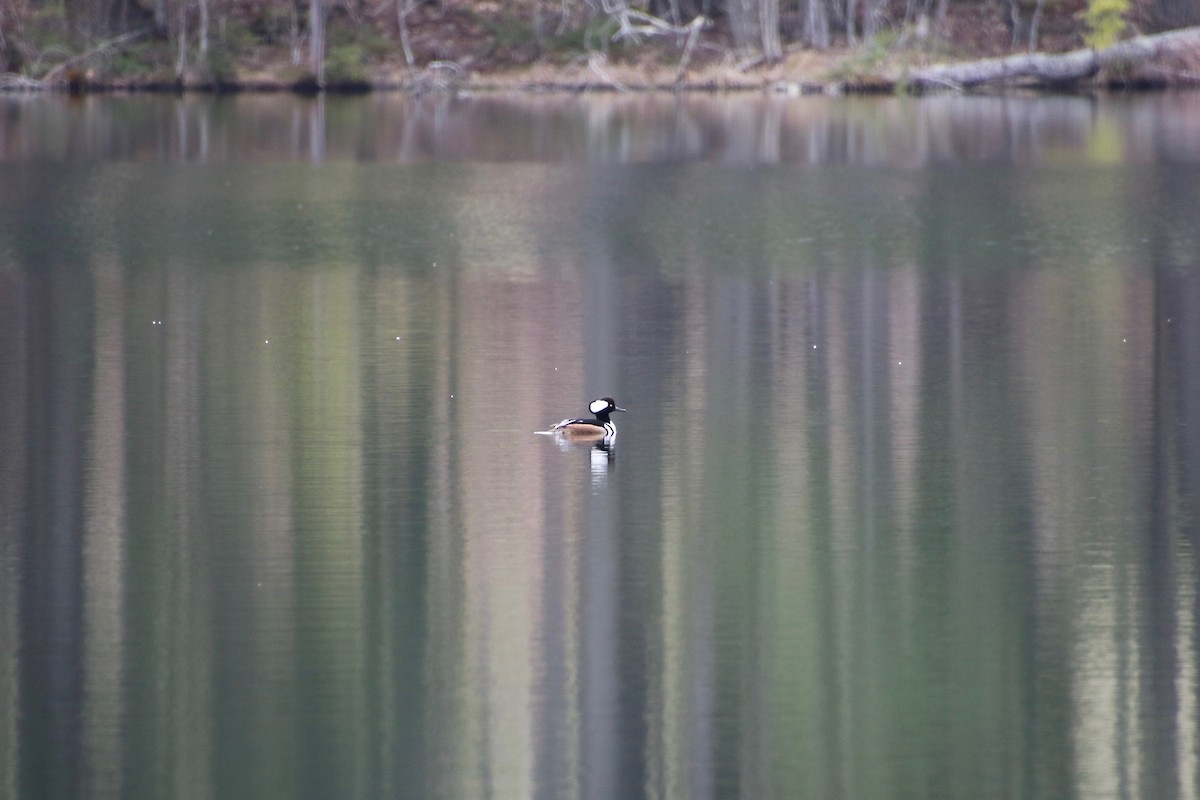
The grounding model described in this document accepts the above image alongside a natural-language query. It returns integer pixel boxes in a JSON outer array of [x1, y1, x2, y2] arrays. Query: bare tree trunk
[[845, 0, 858, 44], [108, 0, 129, 36], [1154, 0, 1200, 28], [864, 0, 884, 39], [396, 0, 415, 68], [175, 0, 188, 80], [667, 0, 682, 24], [728, 0, 758, 51], [309, 0, 325, 86], [290, 1, 301, 65], [673, 15, 705, 81], [806, 0, 831, 47], [908, 0, 936, 26], [761, 0, 782, 59], [154, 0, 168, 36], [1028, 0, 1044, 50], [62, 0, 84, 44], [726, 0, 782, 57], [198, 0, 209, 58], [1008, 0, 1021, 50]]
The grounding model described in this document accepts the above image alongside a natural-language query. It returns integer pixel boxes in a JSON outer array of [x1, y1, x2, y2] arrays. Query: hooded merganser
[[538, 397, 626, 440]]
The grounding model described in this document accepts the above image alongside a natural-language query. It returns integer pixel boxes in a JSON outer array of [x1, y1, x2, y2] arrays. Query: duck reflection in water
[[588, 438, 615, 479], [546, 433, 614, 481]]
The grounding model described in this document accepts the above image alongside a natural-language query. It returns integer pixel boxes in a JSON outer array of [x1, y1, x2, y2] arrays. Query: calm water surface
[[2, 92, 1200, 800]]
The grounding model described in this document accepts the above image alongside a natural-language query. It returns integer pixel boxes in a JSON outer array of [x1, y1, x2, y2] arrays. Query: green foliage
[[327, 17, 392, 60], [1085, 0, 1129, 49], [826, 34, 894, 82], [472, 10, 539, 57], [9, 3, 71, 72], [26, 2, 69, 42], [248, 5, 296, 45], [202, 45, 239, 84], [213, 18, 259, 57], [549, 16, 622, 55], [325, 43, 367, 85], [103, 40, 171, 78]]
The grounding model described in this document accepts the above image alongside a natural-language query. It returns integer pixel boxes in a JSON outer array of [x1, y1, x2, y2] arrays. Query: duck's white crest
[[589, 398, 609, 414]]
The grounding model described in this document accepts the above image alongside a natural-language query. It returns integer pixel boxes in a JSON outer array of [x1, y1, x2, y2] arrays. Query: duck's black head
[[589, 397, 626, 422]]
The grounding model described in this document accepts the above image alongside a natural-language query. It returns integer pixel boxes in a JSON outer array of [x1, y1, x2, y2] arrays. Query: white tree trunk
[[175, 0, 188, 80], [806, 0, 830, 48], [1028, 0, 1044, 51], [909, 27, 1200, 89], [760, 0, 782, 60], [727, 0, 757, 51], [309, 0, 326, 86], [397, 0, 415, 68], [198, 0, 209, 57]]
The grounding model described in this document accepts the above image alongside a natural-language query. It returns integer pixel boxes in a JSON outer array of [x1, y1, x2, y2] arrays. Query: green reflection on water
[[1, 106, 1199, 799]]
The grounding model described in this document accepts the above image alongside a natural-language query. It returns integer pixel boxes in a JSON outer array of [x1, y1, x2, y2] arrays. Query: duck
[[537, 397, 626, 440]]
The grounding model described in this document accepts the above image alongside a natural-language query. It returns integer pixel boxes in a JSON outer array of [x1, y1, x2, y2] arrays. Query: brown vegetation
[[0, 0, 1198, 92]]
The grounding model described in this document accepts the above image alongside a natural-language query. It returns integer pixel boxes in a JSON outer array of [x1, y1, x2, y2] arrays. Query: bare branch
[[673, 15, 705, 84], [39, 28, 149, 85], [588, 52, 630, 91], [397, 0, 417, 69], [604, 2, 707, 45], [0, 74, 46, 90]]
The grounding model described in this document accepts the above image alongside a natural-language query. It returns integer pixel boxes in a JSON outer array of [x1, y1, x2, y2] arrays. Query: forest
[[1, 0, 1198, 90]]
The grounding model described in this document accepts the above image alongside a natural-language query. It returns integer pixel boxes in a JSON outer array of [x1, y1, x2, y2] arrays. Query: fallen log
[[908, 26, 1200, 90]]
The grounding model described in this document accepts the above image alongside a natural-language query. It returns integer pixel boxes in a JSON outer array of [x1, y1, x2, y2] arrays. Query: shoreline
[[4, 70, 1195, 96], [5, 26, 1200, 96]]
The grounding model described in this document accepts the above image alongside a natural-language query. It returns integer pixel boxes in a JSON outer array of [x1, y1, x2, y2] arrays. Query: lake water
[[2, 91, 1200, 800]]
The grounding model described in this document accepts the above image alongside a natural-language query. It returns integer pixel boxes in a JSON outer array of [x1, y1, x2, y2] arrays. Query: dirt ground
[[7, 0, 1199, 92], [355, 0, 1199, 91]]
